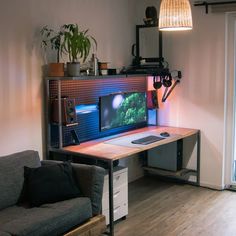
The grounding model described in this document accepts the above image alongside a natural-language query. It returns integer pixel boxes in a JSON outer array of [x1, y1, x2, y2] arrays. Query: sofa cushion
[[71, 164, 105, 215], [0, 150, 41, 210], [0, 197, 92, 236], [0, 231, 11, 236], [24, 162, 81, 207]]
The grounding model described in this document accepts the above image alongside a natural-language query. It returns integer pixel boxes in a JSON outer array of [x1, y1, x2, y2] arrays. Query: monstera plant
[[61, 23, 97, 76]]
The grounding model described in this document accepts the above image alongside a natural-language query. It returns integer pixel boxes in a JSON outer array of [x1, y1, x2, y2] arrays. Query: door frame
[[224, 12, 236, 187]]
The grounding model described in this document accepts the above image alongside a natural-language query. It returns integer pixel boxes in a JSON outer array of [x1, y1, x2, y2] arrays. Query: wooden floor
[[114, 176, 236, 236]]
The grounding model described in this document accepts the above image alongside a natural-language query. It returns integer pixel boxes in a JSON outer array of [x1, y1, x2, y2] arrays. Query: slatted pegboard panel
[[49, 76, 147, 105], [48, 75, 149, 146]]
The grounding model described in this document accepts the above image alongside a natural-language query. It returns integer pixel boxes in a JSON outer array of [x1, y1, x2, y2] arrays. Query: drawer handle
[[115, 176, 120, 181], [114, 191, 120, 197], [114, 206, 120, 213]]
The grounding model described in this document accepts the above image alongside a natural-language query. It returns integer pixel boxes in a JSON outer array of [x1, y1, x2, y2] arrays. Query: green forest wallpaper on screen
[[100, 92, 147, 131]]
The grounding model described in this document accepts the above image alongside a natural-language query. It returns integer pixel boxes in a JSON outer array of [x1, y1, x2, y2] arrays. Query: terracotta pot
[[48, 63, 64, 77], [99, 62, 108, 70]]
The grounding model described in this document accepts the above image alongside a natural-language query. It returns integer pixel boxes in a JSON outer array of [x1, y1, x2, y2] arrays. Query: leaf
[[40, 25, 63, 62], [60, 23, 97, 63]]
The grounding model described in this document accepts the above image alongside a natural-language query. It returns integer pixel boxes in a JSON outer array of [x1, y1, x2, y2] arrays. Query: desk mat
[[104, 131, 170, 148]]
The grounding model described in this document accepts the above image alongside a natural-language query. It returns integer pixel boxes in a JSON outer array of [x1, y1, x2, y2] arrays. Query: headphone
[[153, 74, 172, 89], [153, 76, 162, 89], [162, 73, 172, 88]]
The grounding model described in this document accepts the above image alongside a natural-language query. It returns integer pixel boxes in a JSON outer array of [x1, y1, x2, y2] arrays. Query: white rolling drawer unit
[[102, 166, 128, 225]]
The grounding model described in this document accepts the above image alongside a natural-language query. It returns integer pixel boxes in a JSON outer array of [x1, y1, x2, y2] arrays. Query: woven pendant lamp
[[159, 0, 193, 31]]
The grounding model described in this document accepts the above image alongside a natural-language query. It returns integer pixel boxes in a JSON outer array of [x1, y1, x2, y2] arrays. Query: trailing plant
[[40, 26, 63, 63], [61, 23, 97, 63]]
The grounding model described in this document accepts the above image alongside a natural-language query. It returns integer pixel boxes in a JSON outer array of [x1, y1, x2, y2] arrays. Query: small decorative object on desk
[[98, 62, 108, 76], [92, 53, 99, 76], [99, 62, 108, 70], [144, 6, 158, 26], [107, 68, 117, 75], [101, 69, 108, 76]]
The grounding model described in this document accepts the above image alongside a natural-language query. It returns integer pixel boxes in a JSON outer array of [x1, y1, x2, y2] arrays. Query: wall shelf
[[194, 1, 236, 13], [45, 74, 149, 81]]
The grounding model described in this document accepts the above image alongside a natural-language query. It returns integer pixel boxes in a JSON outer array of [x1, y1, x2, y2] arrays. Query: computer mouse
[[160, 132, 170, 137]]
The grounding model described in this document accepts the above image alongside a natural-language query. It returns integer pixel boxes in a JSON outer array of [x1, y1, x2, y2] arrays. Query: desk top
[[61, 126, 199, 161]]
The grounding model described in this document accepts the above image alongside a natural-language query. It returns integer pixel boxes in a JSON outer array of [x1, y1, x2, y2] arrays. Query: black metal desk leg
[[108, 160, 114, 236], [197, 131, 201, 185]]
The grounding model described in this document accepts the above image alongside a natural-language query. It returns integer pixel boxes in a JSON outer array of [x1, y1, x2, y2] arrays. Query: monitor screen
[[100, 91, 147, 131]]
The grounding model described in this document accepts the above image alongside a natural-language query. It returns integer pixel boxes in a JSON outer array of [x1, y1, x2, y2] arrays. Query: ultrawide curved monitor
[[99, 91, 147, 132]]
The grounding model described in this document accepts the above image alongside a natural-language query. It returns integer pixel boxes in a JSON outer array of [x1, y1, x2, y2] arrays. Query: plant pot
[[67, 62, 80, 77], [98, 62, 108, 70], [48, 63, 64, 77]]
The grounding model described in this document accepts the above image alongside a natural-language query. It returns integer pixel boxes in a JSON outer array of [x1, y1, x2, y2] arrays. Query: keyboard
[[131, 135, 165, 145]]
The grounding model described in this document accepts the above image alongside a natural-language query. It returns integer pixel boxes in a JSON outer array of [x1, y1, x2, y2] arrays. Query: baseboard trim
[[200, 181, 224, 190]]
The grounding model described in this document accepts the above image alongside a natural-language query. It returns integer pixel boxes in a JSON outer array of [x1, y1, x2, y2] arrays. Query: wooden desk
[[62, 126, 198, 160], [50, 126, 200, 236]]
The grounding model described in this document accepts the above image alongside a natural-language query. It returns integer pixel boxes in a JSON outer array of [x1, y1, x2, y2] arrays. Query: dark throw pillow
[[24, 162, 81, 207]]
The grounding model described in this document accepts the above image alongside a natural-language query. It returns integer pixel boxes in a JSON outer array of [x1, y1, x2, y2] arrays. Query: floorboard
[[114, 176, 236, 236]]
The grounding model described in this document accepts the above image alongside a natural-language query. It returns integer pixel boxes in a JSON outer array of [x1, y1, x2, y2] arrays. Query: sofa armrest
[[41, 160, 105, 215], [41, 160, 62, 166]]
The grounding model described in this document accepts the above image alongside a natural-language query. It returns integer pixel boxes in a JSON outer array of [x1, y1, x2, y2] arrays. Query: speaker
[[51, 98, 77, 125], [147, 90, 158, 109]]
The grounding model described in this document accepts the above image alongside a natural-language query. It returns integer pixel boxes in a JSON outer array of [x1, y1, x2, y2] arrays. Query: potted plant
[[40, 26, 64, 77], [61, 23, 97, 76]]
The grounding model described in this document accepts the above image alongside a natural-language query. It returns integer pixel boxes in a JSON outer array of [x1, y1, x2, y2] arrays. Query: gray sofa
[[0, 150, 105, 236]]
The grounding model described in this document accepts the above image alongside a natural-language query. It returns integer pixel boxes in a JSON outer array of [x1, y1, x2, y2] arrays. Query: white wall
[[134, 0, 226, 188], [0, 0, 143, 157], [0, 1, 43, 157], [0, 0, 228, 189], [158, 4, 226, 189]]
